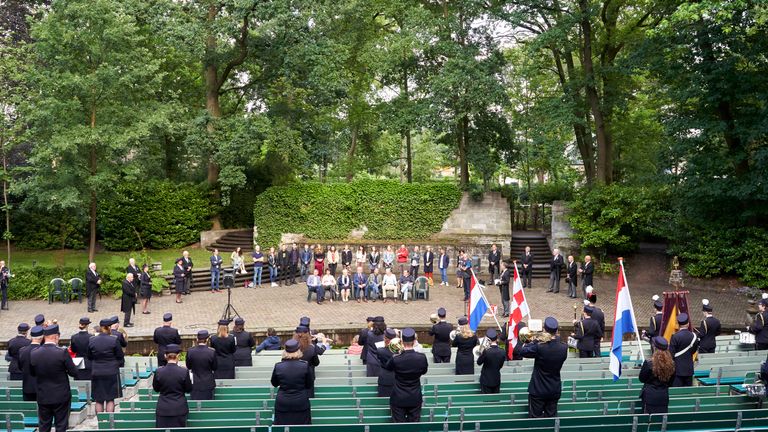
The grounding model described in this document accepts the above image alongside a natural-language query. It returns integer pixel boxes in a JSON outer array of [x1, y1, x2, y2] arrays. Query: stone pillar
[[551, 200, 580, 256]]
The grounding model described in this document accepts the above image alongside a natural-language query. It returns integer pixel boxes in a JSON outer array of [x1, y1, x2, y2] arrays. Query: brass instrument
[[473, 336, 491, 360], [449, 329, 458, 341], [430, 314, 439, 324], [388, 337, 404, 354], [518, 319, 554, 344]]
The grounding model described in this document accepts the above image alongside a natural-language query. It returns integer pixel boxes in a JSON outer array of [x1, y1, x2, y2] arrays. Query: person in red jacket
[[396, 244, 409, 273]]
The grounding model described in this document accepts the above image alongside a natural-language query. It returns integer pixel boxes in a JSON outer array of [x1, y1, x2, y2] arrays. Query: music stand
[[220, 269, 240, 321]]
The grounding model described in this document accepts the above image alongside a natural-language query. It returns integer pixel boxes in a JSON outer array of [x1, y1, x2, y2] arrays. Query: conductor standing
[[30, 325, 79, 432], [521, 317, 567, 418], [381, 328, 428, 423], [153, 344, 193, 428], [428, 307, 452, 363], [477, 329, 505, 394]]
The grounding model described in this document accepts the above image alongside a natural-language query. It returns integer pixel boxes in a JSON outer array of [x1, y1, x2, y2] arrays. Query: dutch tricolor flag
[[468, 269, 489, 331], [609, 259, 641, 380]]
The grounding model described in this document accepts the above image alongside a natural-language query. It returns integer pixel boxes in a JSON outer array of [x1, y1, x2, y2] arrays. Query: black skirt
[[92, 375, 122, 402], [274, 409, 311, 425], [140, 286, 153, 299]]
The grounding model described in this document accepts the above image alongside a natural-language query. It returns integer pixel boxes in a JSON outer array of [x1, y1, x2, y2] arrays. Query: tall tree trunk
[[205, 5, 223, 229], [558, 49, 596, 185], [0, 131, 9, 265], [88, 107, 97, 262], [346, 125, 358, 182], [402, 68, 412, 183], [579, 0, 613, 185], [457, 117, 469, 188]]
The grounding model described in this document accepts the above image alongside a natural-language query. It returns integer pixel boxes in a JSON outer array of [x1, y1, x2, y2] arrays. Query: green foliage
[[569, 185, 672, 255], [8, 209, 87, 250], [99, 181, 212, 250], [253, 180, 462, 247]]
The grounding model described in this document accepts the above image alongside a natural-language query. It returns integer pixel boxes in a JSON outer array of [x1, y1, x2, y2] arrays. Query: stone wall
[[551, 200, 580, 254], [435, 192, 511, 256], [200, 228, 246, 249]]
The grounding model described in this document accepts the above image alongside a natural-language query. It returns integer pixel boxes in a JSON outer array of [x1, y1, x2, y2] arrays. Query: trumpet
[[430, 313, 439, 324], [473, 336, 491, 360], [388, 337, 404, 354], [518, 319, 553, 344]]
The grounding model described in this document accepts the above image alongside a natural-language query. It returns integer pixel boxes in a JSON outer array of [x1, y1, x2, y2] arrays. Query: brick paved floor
[[0, 274, 751, 341]]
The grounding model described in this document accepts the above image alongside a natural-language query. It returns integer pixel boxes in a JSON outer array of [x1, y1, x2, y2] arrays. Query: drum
[[567, 336, 578, 349], [739, 332, 756, 344]]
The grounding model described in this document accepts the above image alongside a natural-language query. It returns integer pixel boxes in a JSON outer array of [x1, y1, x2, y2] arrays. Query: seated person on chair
[[399, 270, 414, 303], [353, 266, 368, 303], [306, 269, 325, 304], [337, 268, 352, 303], [367, 268, 381, 302], [382, 268, 398, 303], [321, 269, 336, 302]]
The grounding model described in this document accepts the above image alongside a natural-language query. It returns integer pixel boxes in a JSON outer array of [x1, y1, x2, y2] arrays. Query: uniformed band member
[[69, 317, 93, 381], [639, 336, 676, 414], [154, 313, 181, 367], [232, 317, 256, 367], [645, 295, 664, 342], [585, 288, 605, 357], [365, 317, 386, 377], [429, 307, 452, 363], [17, 326, 43, 401], [697, 299, 721, 354], [375, 328, 397, 397], [120, 273, 137, 327], [186, 330, 217, 400], [30, 324, 78, 432], [211, 319, 237, 379], [34, 314, 45, 327], [477, 329, 505, 394], [669, 313, 698, 387], [153, 344, 193, 428], [89, 318, 125, 413], [7, 323, 31, 380], [453, 317, 478, 375], [86, 262, 101, 312], [572, 305, 600, 358], [359, 317, 374, 365], [381, 327, 428, 423], [294, 325, 321, 398], [521, 317, 567, 418], [172, 258, 185, 303], [271, 339, 312, 425], [110, 317, 127, 349], [748, 299, 768, 350]]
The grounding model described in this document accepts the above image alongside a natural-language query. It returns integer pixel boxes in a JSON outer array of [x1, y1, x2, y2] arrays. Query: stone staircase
[[206, 229, 253, 253], [509, 231, 556, 279]]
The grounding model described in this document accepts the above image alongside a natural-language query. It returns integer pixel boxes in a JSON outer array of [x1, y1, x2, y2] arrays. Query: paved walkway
[[0, 272, 750, 342]]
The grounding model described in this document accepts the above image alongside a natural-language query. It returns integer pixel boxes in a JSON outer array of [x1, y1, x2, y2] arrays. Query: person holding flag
[[669, 313, 698, 387], [609, 258, 644, 380]]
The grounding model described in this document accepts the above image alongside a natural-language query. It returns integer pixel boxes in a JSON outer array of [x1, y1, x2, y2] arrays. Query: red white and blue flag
[[609, 259, 641, 380], [507, 263, 530, 358], [467, 269, 489, 331]]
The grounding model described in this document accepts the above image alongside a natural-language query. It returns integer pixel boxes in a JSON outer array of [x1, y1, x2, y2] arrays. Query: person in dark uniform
[[669, 313, 698, 387], [181, 250, 193, 295], [521, 317, 567, 418], [34, 314, 45, 327], [645, 295, 664, 343], [173, 258, 186, 303], [520, 246, 533, 289], [488, 244, 501, 281], [154, 313, 181, 367], [30, 324, 78, 432], [88, 318, 125, 413], [139, 264, 152, 314], [359, 317, 374, 365], [579, 255, 594, 298], [0, 260, 10, 310], [109, 316, 127, 349], [17, 326, 43, 401], [6, 323, 30, 380], [375, 328, 397, 397], [477, 329, 505, 394], [697, 299, 721, 354], [429, 307, 452, 363], [365, 316, 386, 377], [69, 317, 93, 381], [186, 330, 217, 400], [381, 327, 428, 423], [565, 255, 578, 298], [749, 299, 768, 350], [572, 305, 601, 358], [452, 317, 478, 375], [211, 319, 236, 379], [497, 262, 511, 317], [153, 344, 193, 428], [86, 262, 101, 312], [232, 317, 255, 367], [120, 273, 137, 327], [294, 326, 320, 398], [585, 289, 605, 357], [271, 339, 312, 425], [639, 336, 676, 414]]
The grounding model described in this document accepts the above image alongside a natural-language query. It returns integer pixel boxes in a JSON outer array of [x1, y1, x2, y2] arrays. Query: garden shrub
[[8, 209, 87, 250], [253, 180, 462, 247]]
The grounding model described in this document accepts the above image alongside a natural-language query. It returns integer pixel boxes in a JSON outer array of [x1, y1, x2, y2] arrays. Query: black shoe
[[124, 323, 134, 327], [93, 308, 99, 312]]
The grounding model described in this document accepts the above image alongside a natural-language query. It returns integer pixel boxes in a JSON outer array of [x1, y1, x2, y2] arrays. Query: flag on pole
[[507, 263, 531, 359], [609, 259, 642, 380], [468, 269, 489, 331]]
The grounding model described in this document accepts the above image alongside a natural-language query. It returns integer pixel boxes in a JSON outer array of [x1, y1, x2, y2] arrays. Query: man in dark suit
[[428, 308, 452, 363], [375, 328, 397, 397], [173, 258, 186, 304], [579, 255, 594, 298], [186, 330, 217, 400], [749, 299, 768, 350], [586, 289, 605, 357], [7, 323, 30, 380], [572, 306, 601, 358], [126, 257, 141, 294], [497, 261, 511, 317], [670, 313, 699, 387], [85, 262, 101, 312], [181, 251, 193, 295], [381, 327, 428, 423], [154, 313, 182, 367], [645, 296, 664, 343], [18, 326, 43, 401], [566, 255, 578, 298], [0, 260, 10, 310], [121, 273, 137, 327], [547, 249, 563, 293], [30, 324, 78, 432], [153, 344, 193, 428], [69, 317, 93, 381], [520, 246, 534, 288], [288, 243, 300, 285], [488, 244, 501, 281], [210, 249, 223, 292], [477, 329, 505, 394], [521, 317, 567, 418], [697, 299, 721, 354], [278, 244, 289, 286]]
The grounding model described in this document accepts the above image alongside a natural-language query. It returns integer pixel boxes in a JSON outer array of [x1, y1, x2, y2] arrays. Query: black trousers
[[288, 264, 297, 284], [756, 343, 768, 350], [87, 289, 97, 311], [184, 273, 192, 294], [190, 388, 214, 400], [481, 384, 500, 394], [522, 267, 532, 288], [528, 394, 559, 418], [156, 415, 187, 428], [579, 349, 594, 358], [672, 375, 693, 387], [594, 342, 602, 358], [1, 284, 7, 308], [38, 402, 70, 432], [124, 308, 132, 326], [391, 404, 421, 423], [23, 392, 36, 402], [410, 265, 419, 279], [699, 347, 715, 354], [378, 385, 393, 398], [644, 403, 668, 414], [433, 354, 451, 363]]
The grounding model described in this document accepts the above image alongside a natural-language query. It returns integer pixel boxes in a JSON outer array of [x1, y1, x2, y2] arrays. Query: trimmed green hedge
[[253, 180, 462, 247], [99, 181, 213, 250]]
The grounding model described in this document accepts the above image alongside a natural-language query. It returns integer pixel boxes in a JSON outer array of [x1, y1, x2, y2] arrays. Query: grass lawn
[[7, 246, 214, 272]]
